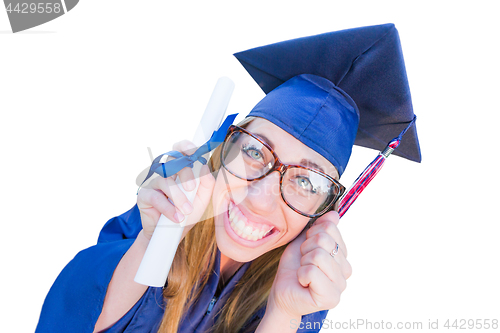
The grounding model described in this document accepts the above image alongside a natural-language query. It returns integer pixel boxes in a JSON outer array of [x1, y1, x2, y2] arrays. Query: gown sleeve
[[243, 307, 329, 332], [97, 204, 142, 243], [35, 239, 135, 333], [296, 310, 329, 332], [36, 206, 141, 333]]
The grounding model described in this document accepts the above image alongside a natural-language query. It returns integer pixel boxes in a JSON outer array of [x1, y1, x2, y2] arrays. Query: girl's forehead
[[245, 118, 339, 179]]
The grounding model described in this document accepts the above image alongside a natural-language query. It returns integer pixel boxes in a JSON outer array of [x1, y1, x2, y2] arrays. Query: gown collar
[[178, 246, 252, 332]]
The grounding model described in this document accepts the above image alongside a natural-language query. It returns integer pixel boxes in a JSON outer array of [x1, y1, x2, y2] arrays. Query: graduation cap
[[234, 23, 421, 216]]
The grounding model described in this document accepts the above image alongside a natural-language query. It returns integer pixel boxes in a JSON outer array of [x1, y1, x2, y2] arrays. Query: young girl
[[36, 23, 420, 333]]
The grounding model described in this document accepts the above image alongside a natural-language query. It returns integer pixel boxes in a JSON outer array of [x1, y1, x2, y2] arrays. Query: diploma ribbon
[[138, 113, 238, 191]]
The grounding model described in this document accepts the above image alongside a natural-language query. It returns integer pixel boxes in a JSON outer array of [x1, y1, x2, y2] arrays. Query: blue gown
[[36, 205, 329, 332]]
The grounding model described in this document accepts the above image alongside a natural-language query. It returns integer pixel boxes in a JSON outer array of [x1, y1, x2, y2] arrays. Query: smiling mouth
[[227, 201, 277, 241]]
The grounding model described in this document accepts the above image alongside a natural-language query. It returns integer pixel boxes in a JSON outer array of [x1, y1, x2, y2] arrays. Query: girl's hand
[[266, 211, 352, 320], [136, 140, 215, 240]]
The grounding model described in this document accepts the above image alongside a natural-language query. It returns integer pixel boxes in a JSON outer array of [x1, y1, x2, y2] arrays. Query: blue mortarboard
[[234, 23, 421, 176]]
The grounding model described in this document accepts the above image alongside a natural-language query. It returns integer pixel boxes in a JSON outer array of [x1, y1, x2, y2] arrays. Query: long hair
[[158, 118, 288, 332]]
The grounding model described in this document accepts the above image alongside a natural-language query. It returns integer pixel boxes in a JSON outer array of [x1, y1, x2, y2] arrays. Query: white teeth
[[228, 202, 275, 241], [236, 219, 246, 230], [243, 226, 253, 235], [250, 229, 262, 242]]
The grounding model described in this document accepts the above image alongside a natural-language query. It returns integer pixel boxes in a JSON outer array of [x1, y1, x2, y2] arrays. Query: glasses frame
[[220, 125, 346, 218]]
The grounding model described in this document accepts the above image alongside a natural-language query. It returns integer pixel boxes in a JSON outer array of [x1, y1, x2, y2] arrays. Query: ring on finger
[[330, 242, 339, 259]]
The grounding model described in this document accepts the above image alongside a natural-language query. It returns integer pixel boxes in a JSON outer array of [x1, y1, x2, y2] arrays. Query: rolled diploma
[[134, 77, 235, 287]]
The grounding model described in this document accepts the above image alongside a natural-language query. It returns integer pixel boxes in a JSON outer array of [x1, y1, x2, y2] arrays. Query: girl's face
[[212, 118, 339, 263]]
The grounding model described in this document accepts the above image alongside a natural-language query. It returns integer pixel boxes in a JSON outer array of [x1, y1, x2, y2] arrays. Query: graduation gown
[[36, 205, 329, 332]]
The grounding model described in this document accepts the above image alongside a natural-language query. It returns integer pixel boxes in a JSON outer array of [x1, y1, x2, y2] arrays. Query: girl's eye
[[296, 176, 316, 193], [242, 145, 264, 161], [249, 150, 262, 159]]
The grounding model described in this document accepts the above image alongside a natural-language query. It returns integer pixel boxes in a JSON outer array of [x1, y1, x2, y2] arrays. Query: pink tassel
[[338, 116, 415, 218], [338, 138, 400, 217]]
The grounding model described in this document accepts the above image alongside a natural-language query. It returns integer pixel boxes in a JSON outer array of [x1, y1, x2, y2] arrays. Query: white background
[[1, 1, 499, 332]]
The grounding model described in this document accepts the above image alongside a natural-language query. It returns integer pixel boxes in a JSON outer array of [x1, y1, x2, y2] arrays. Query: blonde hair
[[158, 118, 288, 332]]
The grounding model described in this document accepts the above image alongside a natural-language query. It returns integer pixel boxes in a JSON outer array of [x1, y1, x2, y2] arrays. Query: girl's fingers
[[177, 166, 196, 192], [150, 176, 193, 216], [138, 188, 184, 224], [172, 140, 198, 154], [306, 214, 348, 258], [184, 165, 215, 226], [300, 232, 352, 279], [297, 264, 341, 310], [197, 165, 216, 202], [300, 247, 348, 291], [143, 164, 215, 225], [138, 140, 215, 230]]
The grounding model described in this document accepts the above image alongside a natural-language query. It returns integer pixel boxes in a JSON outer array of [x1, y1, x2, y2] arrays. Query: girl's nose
[[244, 171, 282, 213]]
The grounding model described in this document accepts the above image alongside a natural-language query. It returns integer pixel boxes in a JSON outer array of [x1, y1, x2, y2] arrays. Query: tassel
[[338, 116, 416, 218]]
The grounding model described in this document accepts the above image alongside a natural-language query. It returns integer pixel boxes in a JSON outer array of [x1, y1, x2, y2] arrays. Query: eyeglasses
[[220, 125, 346, 218]]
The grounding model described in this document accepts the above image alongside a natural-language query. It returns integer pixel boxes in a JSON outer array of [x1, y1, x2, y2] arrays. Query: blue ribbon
[[139, 113, 238, 189]]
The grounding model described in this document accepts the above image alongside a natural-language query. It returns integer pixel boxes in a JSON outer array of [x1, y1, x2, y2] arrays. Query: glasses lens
[[222, 128, 341, 217], [282, 167, 339, 216], [222, 130, 274, 180]]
